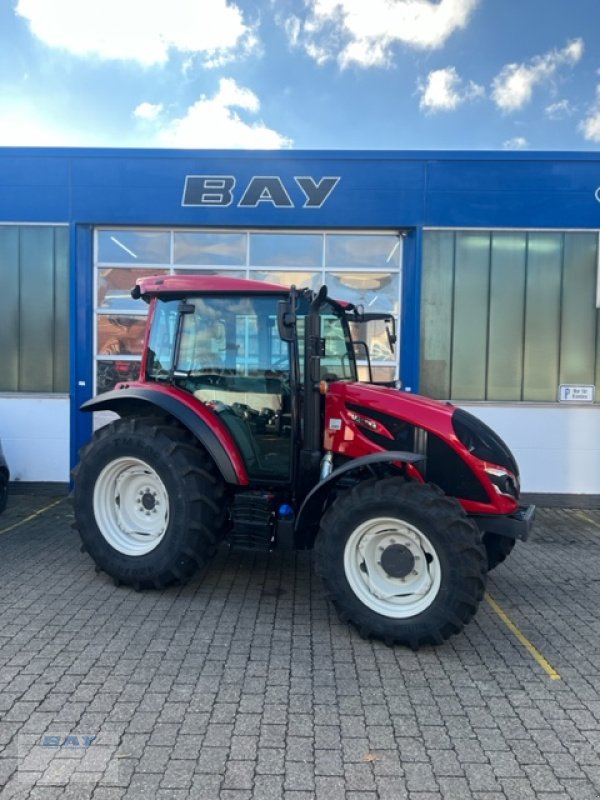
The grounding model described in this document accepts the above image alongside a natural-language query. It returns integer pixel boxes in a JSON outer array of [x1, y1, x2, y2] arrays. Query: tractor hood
[[327, 381, 456, 435], [323, 381, 520, 484]]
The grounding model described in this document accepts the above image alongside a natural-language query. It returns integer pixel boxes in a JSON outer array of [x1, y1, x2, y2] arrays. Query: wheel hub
[[140, 490, 157, 511], [344, 517, 442, 618], [380, 543, 415, 578]]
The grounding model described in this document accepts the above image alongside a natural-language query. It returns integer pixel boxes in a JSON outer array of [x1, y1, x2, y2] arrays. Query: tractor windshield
[[308, 301, 357, 383]]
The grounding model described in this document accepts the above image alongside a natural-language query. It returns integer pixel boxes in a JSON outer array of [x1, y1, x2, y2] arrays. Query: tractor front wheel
[[314, 478, 487, 648], [73, 417, 227, 589], [483, 532, 516, 571]]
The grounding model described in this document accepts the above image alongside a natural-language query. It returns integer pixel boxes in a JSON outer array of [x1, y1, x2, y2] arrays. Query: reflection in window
[[325, 234, 402, 269], [252, 270, 321, 292], [98, 268, 168, 310], [174, 232, 247, 266], [97, 316, 147, 356], [249, 233, 322, 267], [97, 230, 171, 264], [96, 359, 140, 393], [326, 272, 400, 315]]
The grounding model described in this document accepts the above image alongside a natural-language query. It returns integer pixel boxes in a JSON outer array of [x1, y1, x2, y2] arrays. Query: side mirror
[[277, 299, 296, 342]]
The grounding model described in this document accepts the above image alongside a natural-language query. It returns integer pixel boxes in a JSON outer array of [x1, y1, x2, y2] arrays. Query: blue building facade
[[0, 148, 599, 495]]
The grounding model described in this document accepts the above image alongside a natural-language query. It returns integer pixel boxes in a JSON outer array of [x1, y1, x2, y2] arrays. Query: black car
[[0, 438, 8, 513]]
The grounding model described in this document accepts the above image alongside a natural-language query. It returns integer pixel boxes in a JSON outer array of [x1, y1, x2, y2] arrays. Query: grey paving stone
[[2, 501, 600, 800]]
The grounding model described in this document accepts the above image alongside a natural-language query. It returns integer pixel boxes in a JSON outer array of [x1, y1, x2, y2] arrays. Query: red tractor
[[73, 275, 535, 648]]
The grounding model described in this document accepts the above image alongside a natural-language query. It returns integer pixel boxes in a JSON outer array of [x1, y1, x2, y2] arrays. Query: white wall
[[462, 404, 600, 495], [0, 396, 598, 493], [0, 396, 70, 482]]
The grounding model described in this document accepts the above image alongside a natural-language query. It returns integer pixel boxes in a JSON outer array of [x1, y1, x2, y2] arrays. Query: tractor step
[[228, 492, 276, 552]]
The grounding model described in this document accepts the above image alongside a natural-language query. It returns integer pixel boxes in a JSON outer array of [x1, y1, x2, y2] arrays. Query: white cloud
[[0, 100, 106, 145], [157, 78, 292, 148], [15, 0, 254, 66], [492, 38, 584, 112], [545, 99, 573, 119], [133, 102, 164, 121], [285, 0, 479, 68], [418, 66, 484, 112], [503, 136, 528, 150], [579, 85, 600, 142]]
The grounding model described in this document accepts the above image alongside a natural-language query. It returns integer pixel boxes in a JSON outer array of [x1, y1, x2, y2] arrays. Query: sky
[[0, 0, 599, 152]]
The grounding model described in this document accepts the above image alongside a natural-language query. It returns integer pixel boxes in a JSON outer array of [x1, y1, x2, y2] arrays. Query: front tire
[[314, 478, 486, 648], [483, 532, 515, 571], [73, 417, 227, 589]]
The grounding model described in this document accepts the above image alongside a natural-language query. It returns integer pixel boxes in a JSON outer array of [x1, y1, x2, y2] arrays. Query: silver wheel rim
[[93, 457, 170, 556], [343, 516, 442, 618]]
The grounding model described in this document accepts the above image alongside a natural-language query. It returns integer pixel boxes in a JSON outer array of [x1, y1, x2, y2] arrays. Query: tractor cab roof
[[133, 274, 290, 301]]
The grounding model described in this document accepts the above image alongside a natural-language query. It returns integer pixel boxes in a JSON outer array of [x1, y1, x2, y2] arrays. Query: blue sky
[[0, 0, 599, 151]]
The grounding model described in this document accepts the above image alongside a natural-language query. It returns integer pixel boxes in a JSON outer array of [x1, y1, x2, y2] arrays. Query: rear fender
[[294, 451, 425, 549], [80, 386, 248, 485]]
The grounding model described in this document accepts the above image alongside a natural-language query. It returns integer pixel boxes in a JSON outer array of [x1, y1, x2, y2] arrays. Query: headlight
[[453, 409, 519, 477], [485, 467, 520, 499]]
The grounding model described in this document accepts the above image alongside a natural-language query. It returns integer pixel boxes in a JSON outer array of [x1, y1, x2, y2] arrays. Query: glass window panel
[[173, 268, 245, 278], [523, 234, 563, 401], [252, 270, 320, 292], [450, 233, 490, 400], [174, 231, 246, 266], [96, 359, 140, 393], [0, 227, 20, 391], [420, 232, 455, 399], [98, 268, 168, 310], [97, 315, 147, 356], [249, 233, 322, 267], [53, 227, 70, 392], [325, 272, 399, 315], [20, 227, 57, 392], [560, 233, 598, 385], [325, 234, 402, 269], [97, 230, 170, 264], [487, 233, 527, 400], [0, 226, 69, 393]]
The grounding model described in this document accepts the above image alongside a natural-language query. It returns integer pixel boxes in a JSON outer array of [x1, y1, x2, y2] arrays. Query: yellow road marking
[[485, 592, 561, 681], [574, 510, 600, 529], [0, 498, 64, 537]]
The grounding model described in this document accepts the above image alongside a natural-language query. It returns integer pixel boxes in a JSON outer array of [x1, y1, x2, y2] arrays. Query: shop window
[[0, 225, 68, 393], [94, 228, 402, 394], [421, 230, 600, 402]]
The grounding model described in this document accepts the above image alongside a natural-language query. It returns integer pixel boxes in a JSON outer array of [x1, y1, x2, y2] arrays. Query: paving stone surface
[[0, 488, 599, 798]]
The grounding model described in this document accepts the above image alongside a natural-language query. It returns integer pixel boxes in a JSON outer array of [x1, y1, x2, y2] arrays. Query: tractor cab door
[[174, 294, 292, 482]]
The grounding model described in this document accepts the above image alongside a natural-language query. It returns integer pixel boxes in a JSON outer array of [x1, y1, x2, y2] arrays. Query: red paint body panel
[[136, 274, 289, 298], [323, 382, 519, 516], [117, 379, 250, 485]]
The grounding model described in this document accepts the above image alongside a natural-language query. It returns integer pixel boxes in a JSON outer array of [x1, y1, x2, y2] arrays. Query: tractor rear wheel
[[73, 417, 227, 589], [314, 478, 486, 648]]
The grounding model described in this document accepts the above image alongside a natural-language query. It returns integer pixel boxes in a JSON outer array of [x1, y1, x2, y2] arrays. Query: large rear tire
[[73, 417, 227, 589], [314, 478, 486, 648]]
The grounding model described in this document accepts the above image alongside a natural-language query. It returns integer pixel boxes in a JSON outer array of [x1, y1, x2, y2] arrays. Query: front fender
[[81, 386, 248, 485], [294, 451, 425, 549]]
